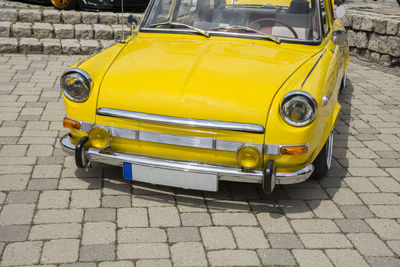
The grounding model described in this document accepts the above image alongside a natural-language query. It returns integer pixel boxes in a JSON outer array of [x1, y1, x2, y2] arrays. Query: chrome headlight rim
[[61, 68, 92, 103], [280, 90, 318, 127]]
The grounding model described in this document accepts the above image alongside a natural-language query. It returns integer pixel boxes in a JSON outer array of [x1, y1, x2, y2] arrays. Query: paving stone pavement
[[0, 53, 400, 266]]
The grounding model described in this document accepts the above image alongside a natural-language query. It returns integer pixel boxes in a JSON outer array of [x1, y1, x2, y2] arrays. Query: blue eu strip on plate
[[123, 162, 133, 180]]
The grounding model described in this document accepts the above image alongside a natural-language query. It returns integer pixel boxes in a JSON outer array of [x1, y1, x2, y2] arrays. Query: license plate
[[123, 162, 218, 191]]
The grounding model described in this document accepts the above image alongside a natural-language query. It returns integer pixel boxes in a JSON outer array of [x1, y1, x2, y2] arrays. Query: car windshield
[[142, 0, 322, 42]]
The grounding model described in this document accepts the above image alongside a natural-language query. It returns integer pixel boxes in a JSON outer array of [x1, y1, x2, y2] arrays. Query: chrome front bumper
[[60, 134, 313, 185]]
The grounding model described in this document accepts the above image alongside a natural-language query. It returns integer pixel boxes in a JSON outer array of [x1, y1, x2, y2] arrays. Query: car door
[[321, 0, 343, 99]]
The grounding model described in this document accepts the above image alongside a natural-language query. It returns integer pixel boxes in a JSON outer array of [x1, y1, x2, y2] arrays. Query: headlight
[[237, 145, 261, 169], [61, 68, 92, 102], [280, 91, 317, 127], [88, 126, 111, 149]]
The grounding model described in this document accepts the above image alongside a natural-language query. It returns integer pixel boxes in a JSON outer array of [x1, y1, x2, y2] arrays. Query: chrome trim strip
[[97, 108, 265, 133], [300, 49, 326, 89], [264, 143, 310, 155], [102, 125, 261, 152], [60, 134, 314, 185], [65, 115, 94, 132], [275, 164, 314, 185], [67, 116, 302, 154], [139, 130, 213, 149]]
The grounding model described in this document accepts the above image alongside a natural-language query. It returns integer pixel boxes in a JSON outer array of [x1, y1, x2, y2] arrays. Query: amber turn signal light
[[280, 145, 309, 156], [63, 117, 81, 130]]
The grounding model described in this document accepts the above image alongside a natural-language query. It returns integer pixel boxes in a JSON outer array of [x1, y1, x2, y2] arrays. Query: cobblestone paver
[[0, 54, 400, 266]]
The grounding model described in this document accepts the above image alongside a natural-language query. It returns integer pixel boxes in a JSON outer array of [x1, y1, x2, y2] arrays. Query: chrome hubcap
[[326, 131, 334, 170]]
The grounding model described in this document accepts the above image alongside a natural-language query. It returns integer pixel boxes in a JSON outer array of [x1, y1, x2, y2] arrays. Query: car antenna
[[120, 0, 125, 43]]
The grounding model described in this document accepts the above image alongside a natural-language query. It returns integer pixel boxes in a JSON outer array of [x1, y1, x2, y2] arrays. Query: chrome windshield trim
[[97, 108, 265, 133], [139, 28, 322, 44]]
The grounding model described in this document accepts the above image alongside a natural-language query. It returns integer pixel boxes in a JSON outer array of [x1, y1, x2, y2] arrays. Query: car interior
[[149, 0, 320, 40]]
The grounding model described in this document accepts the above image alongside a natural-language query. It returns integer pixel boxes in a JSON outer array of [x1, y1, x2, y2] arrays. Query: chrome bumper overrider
[[60, 134, 313, 185]]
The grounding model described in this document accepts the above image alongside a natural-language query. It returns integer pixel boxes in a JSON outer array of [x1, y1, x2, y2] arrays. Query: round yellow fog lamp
[[88, 126, 111, 149], [237, 145, 261, 169]]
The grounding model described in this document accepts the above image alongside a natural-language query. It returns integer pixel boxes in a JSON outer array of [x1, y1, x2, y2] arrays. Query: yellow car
[[60, 0, 349, 194]]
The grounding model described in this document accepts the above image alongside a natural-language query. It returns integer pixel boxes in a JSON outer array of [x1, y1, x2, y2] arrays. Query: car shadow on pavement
[[74, 79, 354, 216]]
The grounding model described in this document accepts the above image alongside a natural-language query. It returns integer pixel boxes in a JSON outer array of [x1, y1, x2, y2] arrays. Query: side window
[[319, 0, 330, 36], [177, 0, 198, 15]]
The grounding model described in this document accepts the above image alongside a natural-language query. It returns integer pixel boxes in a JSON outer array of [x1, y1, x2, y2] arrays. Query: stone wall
[[343, 10, 400, 66]]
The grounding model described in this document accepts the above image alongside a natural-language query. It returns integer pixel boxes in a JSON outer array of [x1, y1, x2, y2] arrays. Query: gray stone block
[[12, 22, 32, 38], [373, 18, 387, 34], [0, 8, 18, 21], [167, 227, 201, 243], [347, 30, 355, 47], [80, 39, 100, 54], [33, 22, 53, 39], [75, 24, 93, 39], [0, 21, 11, 37], [387, 36, 400, 57], [62, 10, 81, 24], [61, 39, 80, 54], [0, 225, 30, 241], [18, 9, 41, 22], [361, 17, 374, 32], [354, 31, 369, 49], [380, 54, 392, 67], [1, 241, 43, 266], [19, 38, 42, 54], [352, 14, 363, 30], [368, 33, 381, 53], [42, 38, 62, 54], [80, 244, 115, 262], [94, 24, 113, 40], [84, 208, 116, 222], [119, 13, 131, 24], [81, 11, 98, 24], [41, 239, 80, 264], [54, 24, 74, 39], [370, 52, 381, 61], [6, 191, 38, 204], [99, 12, 119, 24], [43, 10, 61, 23], [386, 19, 399, 36], [342, 14, 352, 28], [100, 40, 115, 49], [111, 25, 130, 40]]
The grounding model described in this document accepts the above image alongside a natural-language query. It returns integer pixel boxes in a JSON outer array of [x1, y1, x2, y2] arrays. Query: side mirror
[[332, 29, 347, 46], [127, 15, 138, 32], [335, 5, 346, 19]]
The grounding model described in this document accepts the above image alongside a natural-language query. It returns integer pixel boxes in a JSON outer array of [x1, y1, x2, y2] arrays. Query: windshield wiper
[[209, 25, 281, 44], [149, 21, 210, 38]]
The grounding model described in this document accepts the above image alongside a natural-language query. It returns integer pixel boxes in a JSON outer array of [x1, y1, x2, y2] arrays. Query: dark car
[[16, 0, 149, 11]]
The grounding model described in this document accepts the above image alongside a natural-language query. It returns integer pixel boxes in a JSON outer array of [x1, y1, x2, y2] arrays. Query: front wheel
[[313, 131, 334, 180], [50, 0, 78, 10]]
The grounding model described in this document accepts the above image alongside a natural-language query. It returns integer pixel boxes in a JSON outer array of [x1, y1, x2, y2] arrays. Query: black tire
[[313, 131, 334, 180], [340, 70, 347, 91]]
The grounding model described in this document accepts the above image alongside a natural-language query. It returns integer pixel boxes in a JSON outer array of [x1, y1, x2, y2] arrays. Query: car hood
[[97, 33, 317, 127]]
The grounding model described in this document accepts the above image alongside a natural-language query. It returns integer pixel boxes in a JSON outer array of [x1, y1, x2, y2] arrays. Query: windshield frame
[[139, 0, 325, 45]]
